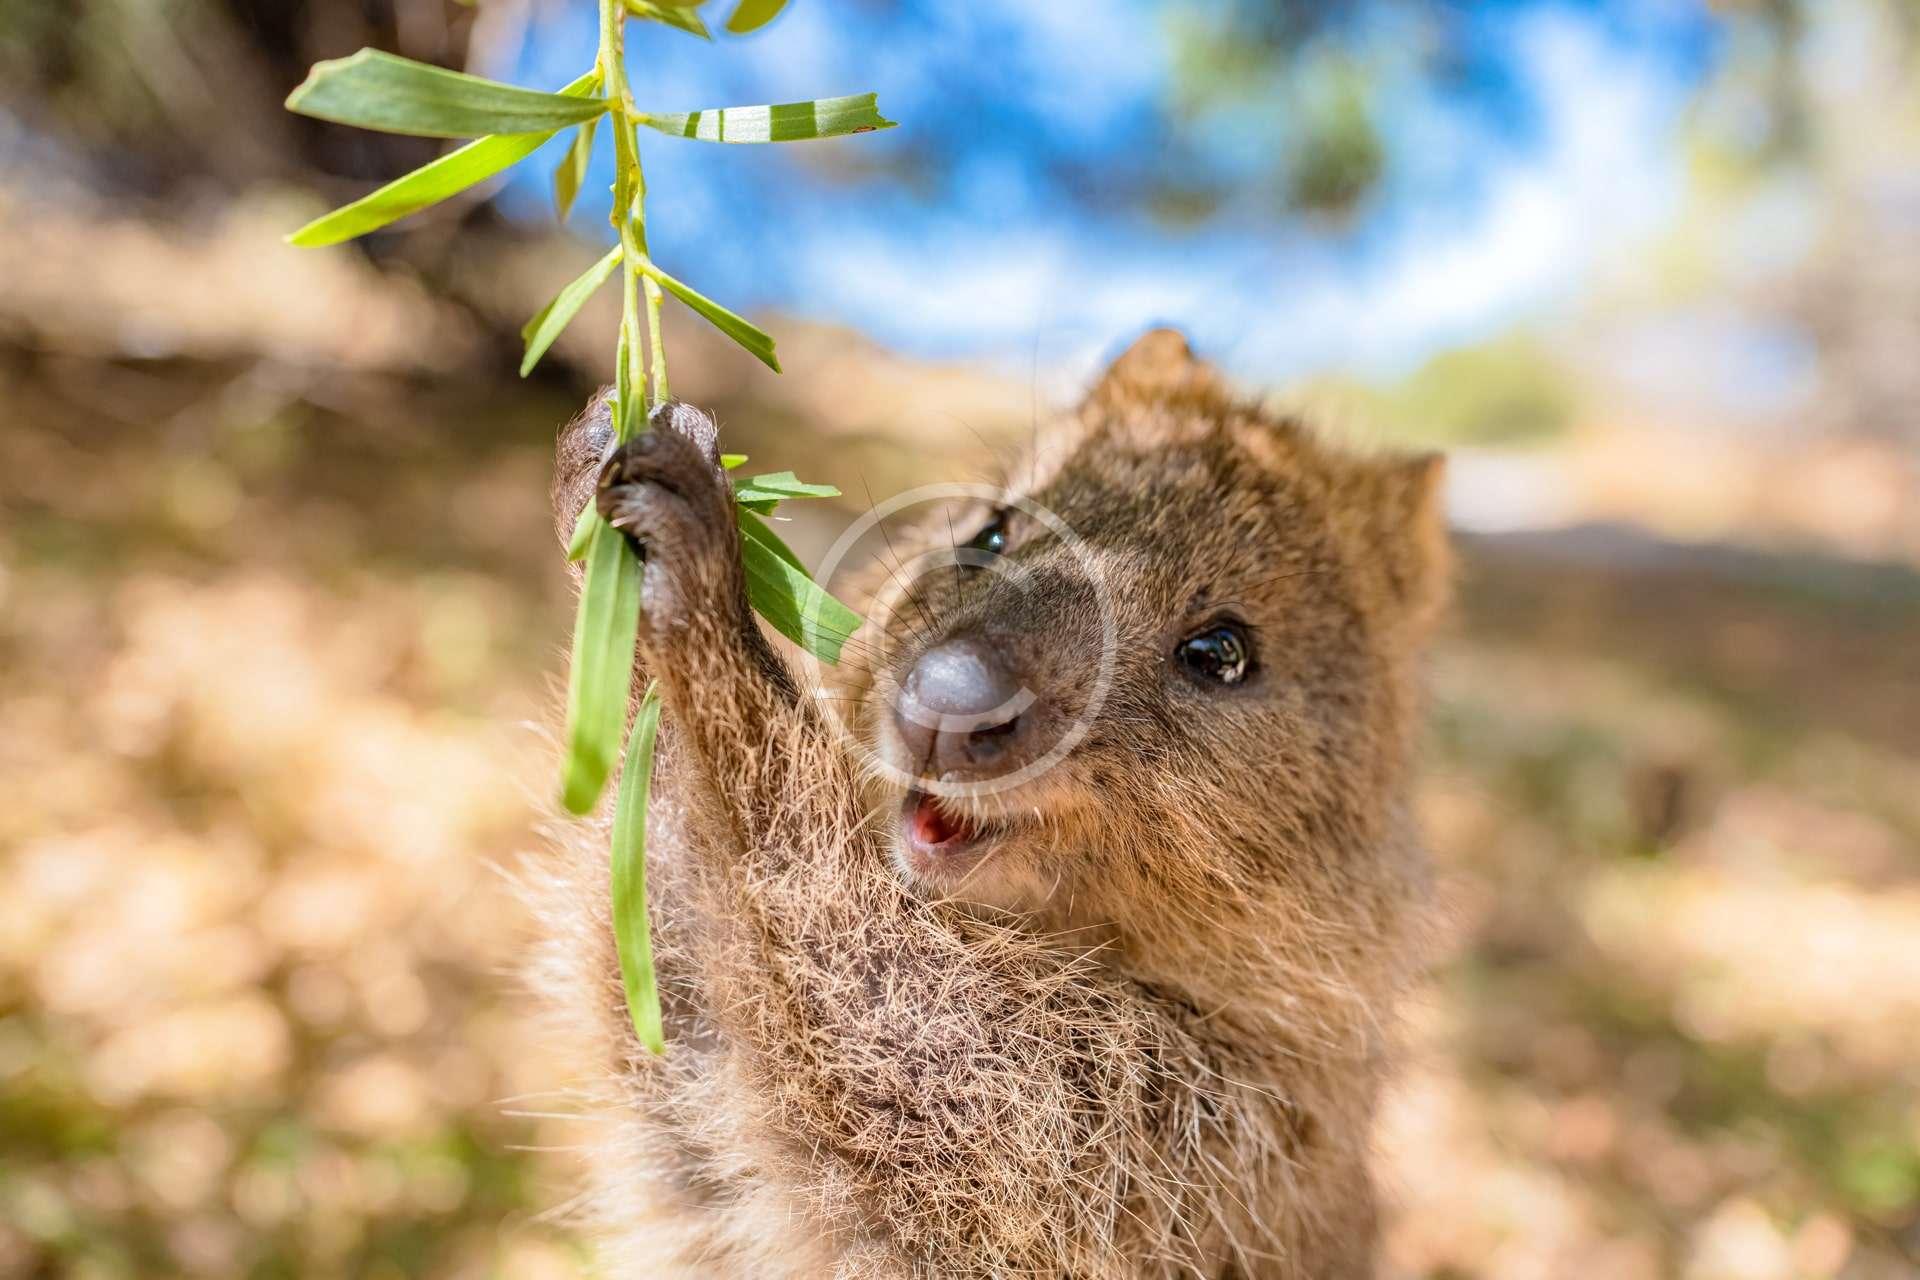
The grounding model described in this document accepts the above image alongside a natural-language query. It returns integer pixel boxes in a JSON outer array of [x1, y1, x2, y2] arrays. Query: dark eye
[[964, 512, 1008, 558], [1175, 623, 1253, 686]]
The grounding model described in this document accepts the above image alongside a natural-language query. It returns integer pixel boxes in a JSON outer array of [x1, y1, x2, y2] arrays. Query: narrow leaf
[[636, 92, 895, 143], [738, 510, 862, 664], [636, 260, 779, 372], [520, 244, 624, 377], [560, 518, 643, 814], [720, 453, 749, 470], [733, 470, 840, 505], [738, 509, 808, 572], [552, 115, 599, 221], [286, 48, 607, 139], [611, 681, 666, 1055], [288, 70, 601, 246], [625, 0, 712, 38], [724, 0, 790, 35], [566, 503, 596, 562]]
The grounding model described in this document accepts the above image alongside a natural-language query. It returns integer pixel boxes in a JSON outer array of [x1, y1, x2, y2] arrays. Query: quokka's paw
[[595, 401, 743, 636], [551, 387, 616, 550]]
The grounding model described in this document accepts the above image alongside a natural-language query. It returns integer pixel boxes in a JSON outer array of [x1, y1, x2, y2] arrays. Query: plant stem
[[600, 0, 667, 423], [633, 152, 670, 406], [613, 117, 647, 432]]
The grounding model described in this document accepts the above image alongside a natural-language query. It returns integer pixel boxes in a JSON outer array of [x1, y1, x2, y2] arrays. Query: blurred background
[[2, 1, 1917, 1277]]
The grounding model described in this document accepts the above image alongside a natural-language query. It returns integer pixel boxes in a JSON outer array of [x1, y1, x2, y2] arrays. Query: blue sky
[[489, 1, 1723, 388]]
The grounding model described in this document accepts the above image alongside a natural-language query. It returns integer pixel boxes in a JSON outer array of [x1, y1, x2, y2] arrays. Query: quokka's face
[[841, 380, 1446, 931]]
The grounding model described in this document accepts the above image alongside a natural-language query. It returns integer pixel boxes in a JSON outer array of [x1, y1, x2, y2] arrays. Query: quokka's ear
[[1084, 327, 1222, 408], [1355, 451, 1451, 634]]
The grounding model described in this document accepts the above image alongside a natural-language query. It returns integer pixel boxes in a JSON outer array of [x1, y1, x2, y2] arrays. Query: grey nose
[[894, 639, 1031, 777]]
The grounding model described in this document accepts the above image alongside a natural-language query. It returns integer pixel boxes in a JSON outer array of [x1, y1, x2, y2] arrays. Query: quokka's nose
[[893, 638, 1033, 778]]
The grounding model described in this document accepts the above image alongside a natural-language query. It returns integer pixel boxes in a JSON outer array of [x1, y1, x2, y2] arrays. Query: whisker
[[861, 472, 940, 652]]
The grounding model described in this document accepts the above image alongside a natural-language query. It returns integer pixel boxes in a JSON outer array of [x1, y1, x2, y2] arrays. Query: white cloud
[[794, 9, 1692, 386]]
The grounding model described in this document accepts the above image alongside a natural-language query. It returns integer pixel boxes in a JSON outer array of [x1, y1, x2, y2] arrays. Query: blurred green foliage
[[1385, 333, 1577, 446], [1314, 332, 1578, 447]]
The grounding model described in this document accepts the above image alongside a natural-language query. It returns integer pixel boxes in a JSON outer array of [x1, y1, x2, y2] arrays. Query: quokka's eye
[[964, 512, 1009, 559], [1175, 623, 1253, 686]]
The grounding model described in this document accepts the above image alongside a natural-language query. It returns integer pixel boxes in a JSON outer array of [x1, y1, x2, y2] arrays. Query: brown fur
[[529, 331, 1449, 1278]]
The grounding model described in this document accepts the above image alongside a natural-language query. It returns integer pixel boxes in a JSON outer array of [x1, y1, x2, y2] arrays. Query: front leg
[[590, 401, 880, 882], [570, 399, 796, 724], [597, 403, 750, 660]]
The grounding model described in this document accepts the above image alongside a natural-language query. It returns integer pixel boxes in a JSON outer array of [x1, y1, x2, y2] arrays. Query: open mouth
[[899, 788, 996, 878]]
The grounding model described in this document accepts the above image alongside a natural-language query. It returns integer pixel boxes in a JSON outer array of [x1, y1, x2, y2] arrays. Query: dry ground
[[2, 349, 1916, 1280]]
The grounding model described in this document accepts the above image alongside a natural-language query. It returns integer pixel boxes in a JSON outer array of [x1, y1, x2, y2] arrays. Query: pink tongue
[[913, 795, 975, 846]]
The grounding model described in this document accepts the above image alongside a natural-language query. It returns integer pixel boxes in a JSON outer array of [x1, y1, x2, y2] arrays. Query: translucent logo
[[801, 483, 1118, 798]]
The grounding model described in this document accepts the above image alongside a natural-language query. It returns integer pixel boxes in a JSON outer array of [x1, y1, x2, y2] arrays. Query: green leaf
[[738, 509, 808, 572], [286, 49, 608, 139], [636, 92, 895, 143], [560, 517, 643, 814], [724, 0, 790, 35], [733, 470, 841, 506], [625, 0, 712, 37], [635, 260, 779, 372], [565, 503, 596, 562], [520, 244, 623, 377], [552, 116, 599, 221], [738, 510, 862, 664], [288, 69, 601, 246], [734, 470, 838, 516], [720, 453, 748, 470], [610, 680, 666, 1055]]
